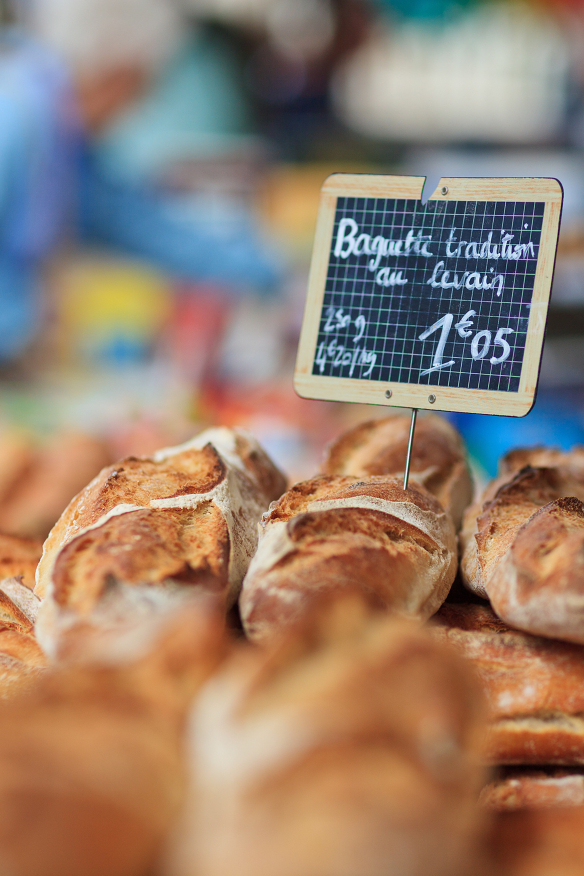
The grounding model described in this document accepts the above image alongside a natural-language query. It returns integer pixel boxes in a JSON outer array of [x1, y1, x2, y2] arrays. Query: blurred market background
[[0, 0, 584, 538]]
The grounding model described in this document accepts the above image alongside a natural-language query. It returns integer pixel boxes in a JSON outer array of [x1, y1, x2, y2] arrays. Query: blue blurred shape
[[78, 162, 281, 291], [371, 0, 475, 20], [95, 30, 253, 182], [449, 391, 584, 477], [0, 30, 78, 359]]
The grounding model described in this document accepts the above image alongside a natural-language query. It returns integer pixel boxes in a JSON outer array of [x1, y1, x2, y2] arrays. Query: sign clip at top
[[295, 175, 563, 417]]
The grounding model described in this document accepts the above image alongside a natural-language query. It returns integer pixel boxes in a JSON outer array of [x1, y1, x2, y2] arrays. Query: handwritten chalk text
[[427, 261, 505, 297]]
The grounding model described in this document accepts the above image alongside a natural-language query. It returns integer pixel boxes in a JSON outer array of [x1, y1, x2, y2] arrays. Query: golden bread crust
[[37, 443, 228, 585], [34, 428, 286, 653], [460, 445, 584, 596], [480, 768, 584, 811], [460, 462, 584, 642], [168, 594, 485, 876], [0, 533, 42, 589], [470, 467, 564, 589], [0, 588, 45, 698], [433, 603, 584, 765], [486, 497, 584, 643], [500, 445, 584, 481], [51, 506, 230, 615], [0, 601, 226, 876], [240, 475, 457, 643], [267, 473, 444, 520], [0, 433, 35, 509], [321, 415, 473, 528], [0, 432, 112, 539], [230, 430, 287, 506]]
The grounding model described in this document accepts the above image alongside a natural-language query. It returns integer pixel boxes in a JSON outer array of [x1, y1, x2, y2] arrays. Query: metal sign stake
[[403, 408, 418, 490]]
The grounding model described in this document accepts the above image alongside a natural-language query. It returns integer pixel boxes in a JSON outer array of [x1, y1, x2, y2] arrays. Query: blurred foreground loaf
[[0, 431, 112, 539], [0, 598, 226, 876], [460, 449, 584, 644], [321, 414, 473, 529], [480, 768, 584, 811], [240, 474, 457, 643], [433, 603, 584, 765], [485, 807, 584, 876], [35, 427, 286, 655], [168, 595, 486, 876], [499, 446, 584, 482], [0, 532, 42, 589]]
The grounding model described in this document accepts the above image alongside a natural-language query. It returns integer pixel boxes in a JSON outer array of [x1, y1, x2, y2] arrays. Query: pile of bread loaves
[[0, 417, 584, 875]]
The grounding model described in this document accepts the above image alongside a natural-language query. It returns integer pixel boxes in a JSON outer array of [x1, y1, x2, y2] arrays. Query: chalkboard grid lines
[[295, 175, 562, 416], [316, 197, 544, 394]]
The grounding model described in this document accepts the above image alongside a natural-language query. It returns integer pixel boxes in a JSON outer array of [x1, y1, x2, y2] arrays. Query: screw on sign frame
[[294, 174, 563, 487]]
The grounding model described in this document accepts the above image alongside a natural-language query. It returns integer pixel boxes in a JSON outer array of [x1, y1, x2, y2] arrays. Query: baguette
[[0, 532, 42, 589], [240, 474, 457, 643], [0, 581, 45, 698], [321, 414, 473, 529], [0, 599, 226, 876], [480, 768, 584, 811], [460, 446, 584, 596], [433, 603, 584, 765], [35, 428, 286, 654], [168, 593, 486, 876], [460, 464, 584, 643], [0, 432, 112, 539], [500, 445, 584, 481]]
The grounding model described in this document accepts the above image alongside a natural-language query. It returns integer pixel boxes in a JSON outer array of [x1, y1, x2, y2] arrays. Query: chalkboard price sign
[[295, 175, 562, 416]]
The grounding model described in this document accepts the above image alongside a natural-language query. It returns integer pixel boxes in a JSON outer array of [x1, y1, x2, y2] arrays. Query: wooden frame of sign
[[294, 175, 563, 417]]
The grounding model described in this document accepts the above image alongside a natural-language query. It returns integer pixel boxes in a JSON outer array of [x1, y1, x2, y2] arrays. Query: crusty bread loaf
[[432, 603, 584, 765], [499, 445, 584, 481], [0, 577, 40, 624], [239, 474, 457, 643], [0, 579, 44, 698], [321, 414, 473, 529], [168, 594, 486, 876], [461, 466, 567, 598], [0, 432, 112, 539], [487, 495, 584, 644], [460, 465, 584, 643], [480, 768, 584, 811], [0, 599, 226, 876], [35, 428, 286, 654], [0, 432, 35, 510], [460, 446, 584, 594], [0, 532, 42, 589]]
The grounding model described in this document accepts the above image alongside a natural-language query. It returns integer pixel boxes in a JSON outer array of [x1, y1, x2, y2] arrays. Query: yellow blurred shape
[[259, 163, 375, 257], [60, 257, 171, 337]]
